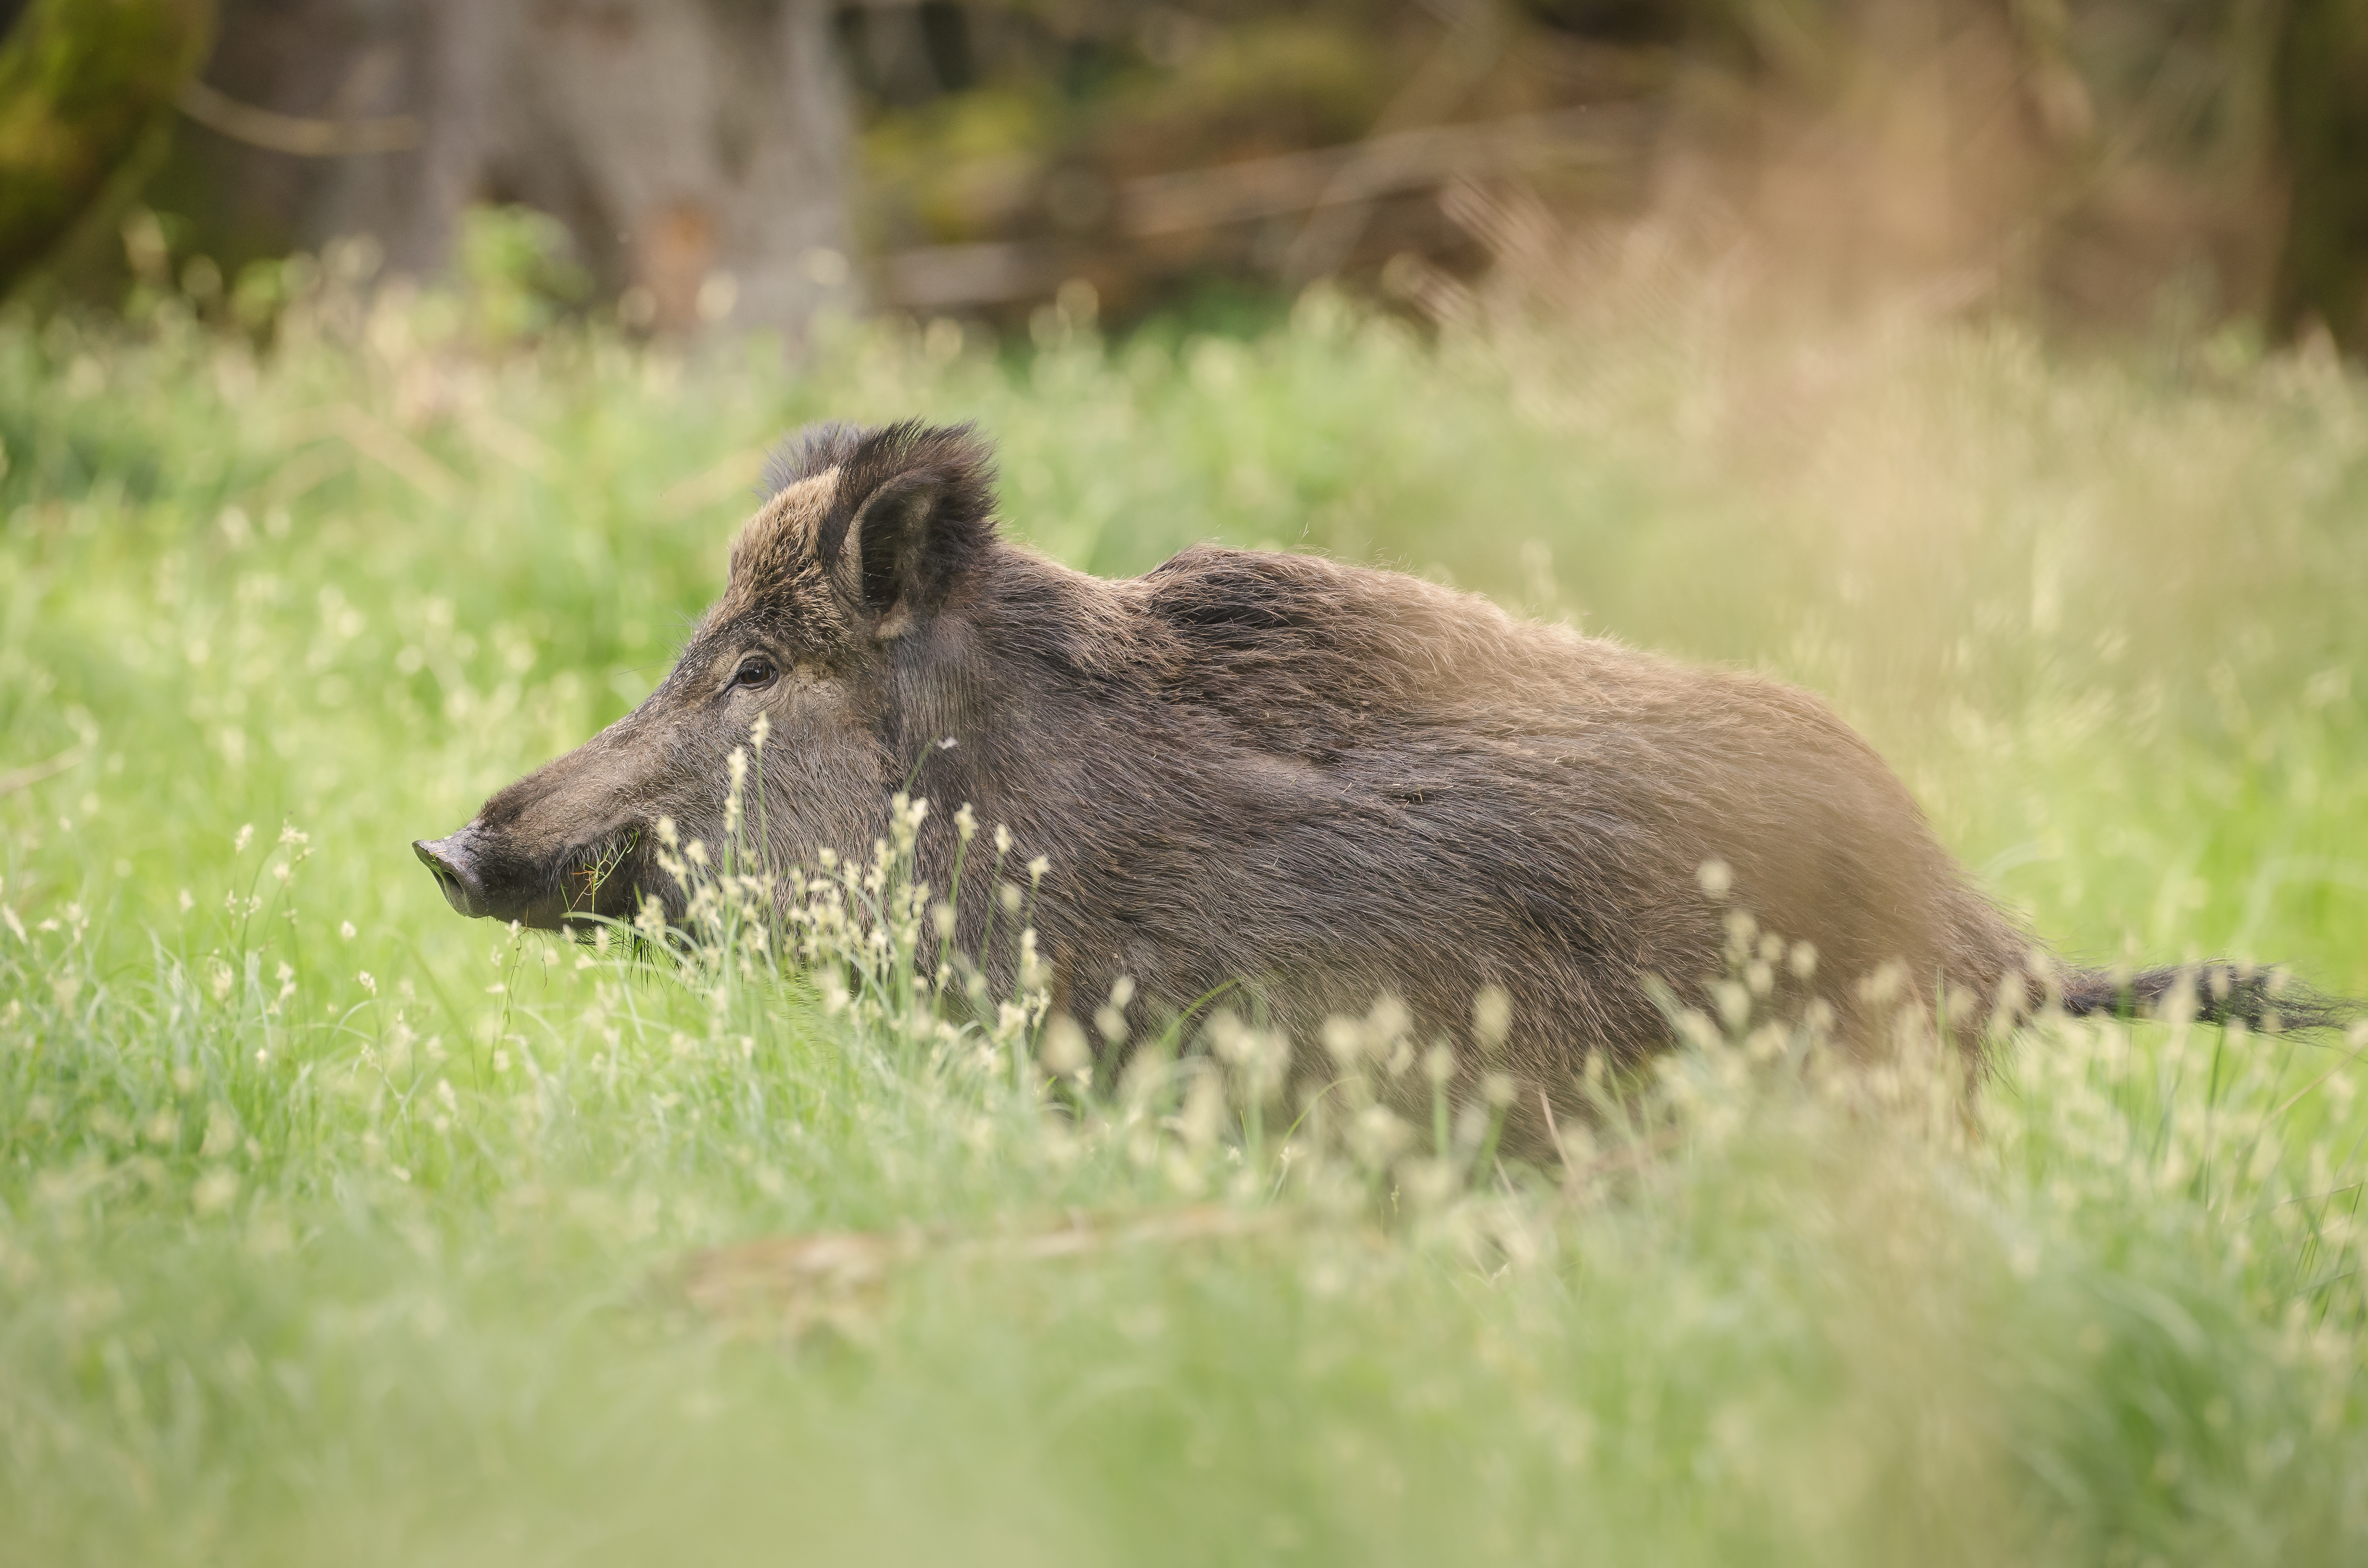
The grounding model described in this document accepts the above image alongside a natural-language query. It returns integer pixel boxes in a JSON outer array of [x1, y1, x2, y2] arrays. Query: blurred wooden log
[[1120, 106, 1649, 238], [877, 104, 1654, 309], [0, 0, 216, 291]]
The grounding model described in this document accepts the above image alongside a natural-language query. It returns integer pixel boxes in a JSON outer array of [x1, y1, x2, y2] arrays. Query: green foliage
[[2, 267, 2367, 1563], [0, 0, 216, 287], [455, 206, 595, 348]]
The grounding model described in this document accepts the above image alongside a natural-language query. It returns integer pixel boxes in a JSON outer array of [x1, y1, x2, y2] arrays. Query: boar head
[[413, 421, 997, 931]]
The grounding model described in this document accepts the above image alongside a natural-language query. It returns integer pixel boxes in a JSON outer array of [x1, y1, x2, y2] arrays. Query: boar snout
[[413, 810, 653, 932], [414, 831, 490, 919]]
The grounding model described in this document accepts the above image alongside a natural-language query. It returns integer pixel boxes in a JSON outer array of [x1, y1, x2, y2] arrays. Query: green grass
[[3, 274, 2367, 1564]]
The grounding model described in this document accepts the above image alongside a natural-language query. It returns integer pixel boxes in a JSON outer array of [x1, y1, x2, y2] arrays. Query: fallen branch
[[175, 79, 422, 158], [671, 1203, 1293, 1338]]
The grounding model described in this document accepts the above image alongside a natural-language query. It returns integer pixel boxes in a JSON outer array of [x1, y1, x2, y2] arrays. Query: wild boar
[[415, 420, 2350, 1112]]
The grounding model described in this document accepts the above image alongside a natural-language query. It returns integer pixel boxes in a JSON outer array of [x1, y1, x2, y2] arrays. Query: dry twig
[[671, 1204, 1293, 1339], [176, 79, 422, 158]]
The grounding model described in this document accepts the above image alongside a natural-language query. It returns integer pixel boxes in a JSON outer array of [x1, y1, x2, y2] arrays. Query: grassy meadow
[[4, 260, 2368, 1564]]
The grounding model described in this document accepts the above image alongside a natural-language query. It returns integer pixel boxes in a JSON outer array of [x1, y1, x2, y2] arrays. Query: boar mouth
[[412, 825, 651, 933]]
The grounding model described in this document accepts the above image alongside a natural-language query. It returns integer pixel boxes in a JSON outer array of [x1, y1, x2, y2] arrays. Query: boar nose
[[413, 832, 487, 918]]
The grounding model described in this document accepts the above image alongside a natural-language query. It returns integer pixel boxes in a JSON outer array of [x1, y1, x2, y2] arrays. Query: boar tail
[[2058, 962, 2361, 1034]]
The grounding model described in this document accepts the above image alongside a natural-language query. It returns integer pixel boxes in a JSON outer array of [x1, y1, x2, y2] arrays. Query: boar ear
[[820, 422, 997, 630]]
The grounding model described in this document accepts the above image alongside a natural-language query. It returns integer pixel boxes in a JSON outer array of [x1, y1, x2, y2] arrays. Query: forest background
[[8, 0, 2368, 352]]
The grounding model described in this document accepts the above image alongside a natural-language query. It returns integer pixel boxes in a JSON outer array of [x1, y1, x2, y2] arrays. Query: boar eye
[[732, 655, 778, 690]]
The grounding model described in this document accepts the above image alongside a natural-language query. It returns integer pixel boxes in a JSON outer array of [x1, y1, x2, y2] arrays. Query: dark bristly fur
[[759, 420, 867, 499], [414, 420, 2359, 1130]]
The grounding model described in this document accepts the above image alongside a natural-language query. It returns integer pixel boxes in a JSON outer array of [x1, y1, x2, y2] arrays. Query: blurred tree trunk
[[188, 0, 857, 335], [0, 0, 216, 291], [2272, 0, 2368, 351]]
